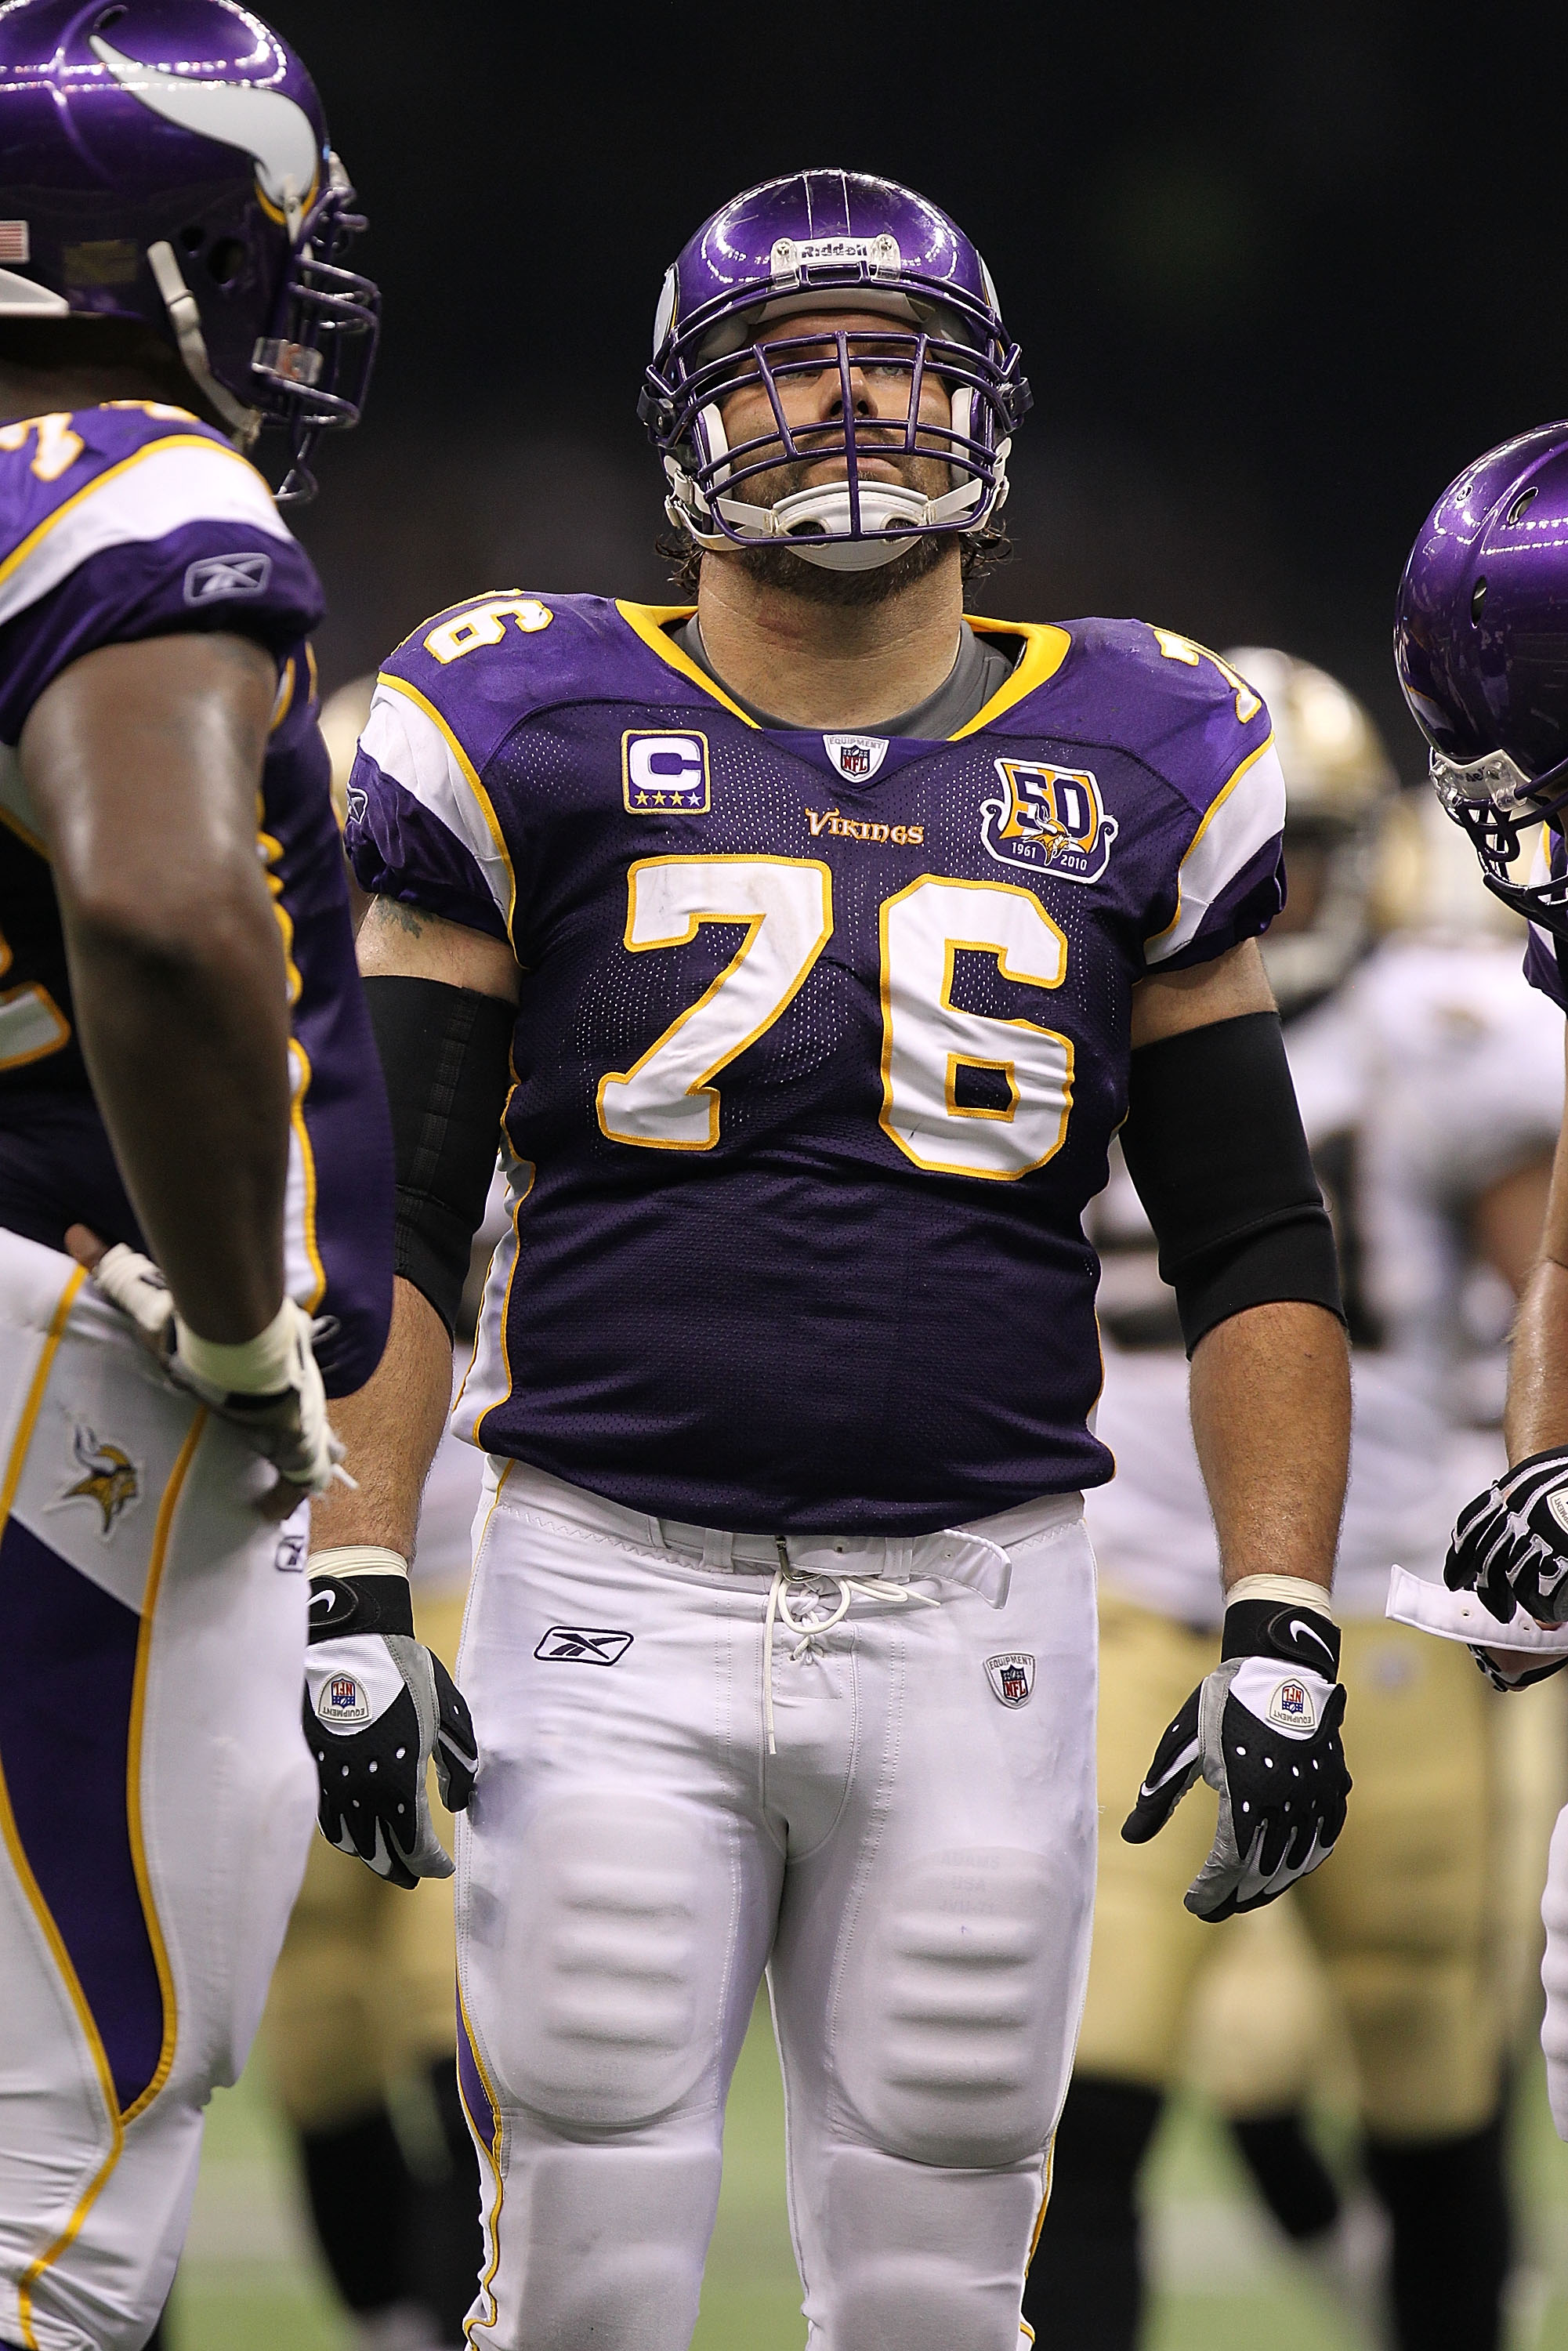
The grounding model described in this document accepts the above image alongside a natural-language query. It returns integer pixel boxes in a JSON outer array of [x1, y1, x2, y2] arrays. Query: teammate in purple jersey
[[1396, 426, 1568, 2157], [320, 172, 1353, 2351], [0, 9, 469, 2349]]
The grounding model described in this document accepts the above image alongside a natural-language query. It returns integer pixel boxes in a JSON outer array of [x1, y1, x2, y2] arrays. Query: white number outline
[[0, 917, 71, 1074], [1152, 629, 1262, 723], [596, 855, 833, 1151], [423, 597, 553, 665], [878, 874, 1074, 1182]]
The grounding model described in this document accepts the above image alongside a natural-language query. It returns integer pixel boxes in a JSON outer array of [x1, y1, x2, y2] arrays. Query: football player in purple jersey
[[1397, 429, 1568, 2160], [0, 8, 469, 2348], [317, 172, 1353, 2350]]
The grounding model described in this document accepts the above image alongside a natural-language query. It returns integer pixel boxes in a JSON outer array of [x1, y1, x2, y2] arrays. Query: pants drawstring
[[762, 1539, 938, 1755]]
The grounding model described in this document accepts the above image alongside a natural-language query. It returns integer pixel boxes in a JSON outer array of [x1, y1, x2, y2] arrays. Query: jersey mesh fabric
[[350, 596, 1286, 1528]]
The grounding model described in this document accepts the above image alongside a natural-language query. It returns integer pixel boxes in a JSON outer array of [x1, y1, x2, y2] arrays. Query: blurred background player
[[257, 678, 487, 2351], [0, 5, 393, 2349], [1025, 653, 1564, 2351]]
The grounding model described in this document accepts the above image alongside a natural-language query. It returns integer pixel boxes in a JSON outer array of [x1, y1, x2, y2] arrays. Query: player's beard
[[730, 447, 958, 609]]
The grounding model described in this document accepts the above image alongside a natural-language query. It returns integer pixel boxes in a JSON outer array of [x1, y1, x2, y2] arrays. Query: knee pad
[[833, 1847, 1071, 2168], [819, 2146, 1043, 2351], [482, 1791, 732, 2132]]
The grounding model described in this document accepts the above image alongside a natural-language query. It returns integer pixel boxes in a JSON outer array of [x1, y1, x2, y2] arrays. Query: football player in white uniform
[[1024, 653, 1563, 2351], [311, 175, 1356, 2351]]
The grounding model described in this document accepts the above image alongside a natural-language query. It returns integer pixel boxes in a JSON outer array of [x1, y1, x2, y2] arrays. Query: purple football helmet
[[0, 0, 378, 501], [639, 170, 1030, 572], [1396, 422, 1568, 933]]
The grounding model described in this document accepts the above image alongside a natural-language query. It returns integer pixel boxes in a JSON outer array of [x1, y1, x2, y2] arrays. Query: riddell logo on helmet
[[770, 234, 902, 283]]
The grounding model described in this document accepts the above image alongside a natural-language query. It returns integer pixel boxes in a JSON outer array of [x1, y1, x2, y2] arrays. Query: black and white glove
[[1122, 1578, 1350, 1922], [303, 1547, 479, 1889], [89, 1243, 345, 1497], [1445, 1447, 1568, 1633]]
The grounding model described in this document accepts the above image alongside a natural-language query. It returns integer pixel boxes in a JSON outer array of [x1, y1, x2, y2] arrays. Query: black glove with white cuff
[[303, 1546, 479, 1890], [1445, 1445, 1568, 1643], [1122, 1575, 1349, 1922]]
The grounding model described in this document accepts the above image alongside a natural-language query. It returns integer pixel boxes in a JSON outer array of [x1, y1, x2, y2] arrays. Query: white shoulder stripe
[[0, 440, 292, 629], [360, 679, 512, 925], [1144, 738, 1287, 966]]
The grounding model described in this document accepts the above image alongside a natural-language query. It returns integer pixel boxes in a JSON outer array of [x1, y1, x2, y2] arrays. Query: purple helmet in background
[[0, 0, 378, 501], [1396, 422, 1568, 933], [639, 170, 1030, 572]]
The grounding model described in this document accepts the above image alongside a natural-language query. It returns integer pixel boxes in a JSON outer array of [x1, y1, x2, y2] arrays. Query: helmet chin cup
[[765, 482, 931, 570]]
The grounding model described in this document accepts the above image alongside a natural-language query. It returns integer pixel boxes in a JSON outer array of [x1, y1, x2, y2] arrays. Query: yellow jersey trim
[[119, 1411, 205, 2126], [617, 601, 1072, 741], [458, 1970, 507, 2342], [950, 618, 1073, 737], [375, 672, 519, 940], [1143, 731, 1276, 958], [614, 600, 756, 725], [0, 433, 266, 597]]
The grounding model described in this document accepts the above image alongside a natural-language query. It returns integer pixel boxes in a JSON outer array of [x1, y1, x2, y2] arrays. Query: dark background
[[261, 3, 1557, 773]]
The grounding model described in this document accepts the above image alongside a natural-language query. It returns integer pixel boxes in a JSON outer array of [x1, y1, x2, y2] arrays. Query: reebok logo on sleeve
[[184, 551, 272, 605]]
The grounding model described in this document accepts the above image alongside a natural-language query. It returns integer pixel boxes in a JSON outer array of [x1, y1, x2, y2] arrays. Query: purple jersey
[[0, 401, 391, 1394], [348, 595, 1286, 1530]]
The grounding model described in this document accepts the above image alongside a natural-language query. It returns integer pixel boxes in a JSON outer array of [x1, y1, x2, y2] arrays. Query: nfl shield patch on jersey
[[823, 732, 889, 781], [985, 1652, 1035, 1708]]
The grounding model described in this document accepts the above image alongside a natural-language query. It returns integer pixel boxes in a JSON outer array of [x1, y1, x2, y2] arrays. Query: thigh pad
[[831, 1846, 1070, 2169], [485, 1791, 737, 2134]]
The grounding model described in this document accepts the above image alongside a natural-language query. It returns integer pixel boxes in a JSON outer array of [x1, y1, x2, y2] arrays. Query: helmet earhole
[[1471, 578, 1488, 621], [93, 5, 128, 26], [178, 226, 205, 255], [206, 237, 244, 288], [1508, 487, 1539, 526]]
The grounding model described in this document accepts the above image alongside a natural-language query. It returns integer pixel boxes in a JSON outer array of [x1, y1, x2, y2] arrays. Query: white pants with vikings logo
[[0, 1230, 317, 2351], [453, 1458, 1099, 2351]]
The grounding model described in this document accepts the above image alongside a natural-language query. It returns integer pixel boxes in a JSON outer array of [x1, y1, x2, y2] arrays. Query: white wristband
[[176, 1297, 296, 1396], [307, 1545, 410, 1581], [1226, 1573, 1336, 1623]]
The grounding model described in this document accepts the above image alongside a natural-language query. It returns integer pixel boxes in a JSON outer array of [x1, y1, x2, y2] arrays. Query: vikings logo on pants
[[0, 1230, 316, 2351]]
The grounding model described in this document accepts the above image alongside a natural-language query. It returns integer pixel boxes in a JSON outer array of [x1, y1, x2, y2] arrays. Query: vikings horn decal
[[89, 34, 320, 224]]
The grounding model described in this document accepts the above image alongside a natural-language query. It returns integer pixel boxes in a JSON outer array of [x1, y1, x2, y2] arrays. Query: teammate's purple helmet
[[0, 0, 378, 502], [1396, 422, 1568, 933], [639, 170, 1030, 573]]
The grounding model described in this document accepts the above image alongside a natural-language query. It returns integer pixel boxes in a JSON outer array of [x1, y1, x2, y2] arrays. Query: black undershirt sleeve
[[362, 975, 515, 1339], [1119, 1009, 1344, 1357]]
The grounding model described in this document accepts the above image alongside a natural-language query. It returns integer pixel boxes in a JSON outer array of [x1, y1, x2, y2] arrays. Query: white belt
[[491, 1460, 1082, 1751]]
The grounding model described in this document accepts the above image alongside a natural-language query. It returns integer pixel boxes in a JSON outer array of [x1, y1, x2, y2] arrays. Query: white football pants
[[1541, 1802, 1568, 2139], [0, 1231, 317, 2351], [453, 1458, 1099, 2351]]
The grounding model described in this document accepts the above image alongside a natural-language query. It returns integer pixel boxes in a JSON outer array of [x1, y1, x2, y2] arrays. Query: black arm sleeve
[[362, 976, 515, 1339], [1119, 1009, 1344, 1357]]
